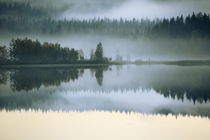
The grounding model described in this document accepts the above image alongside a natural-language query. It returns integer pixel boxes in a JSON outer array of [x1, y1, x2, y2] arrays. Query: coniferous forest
[[0, 1, 210, 63], [0, 38, 109, 64], [0, 2, 210, 38], [1, 1, 210, 139]]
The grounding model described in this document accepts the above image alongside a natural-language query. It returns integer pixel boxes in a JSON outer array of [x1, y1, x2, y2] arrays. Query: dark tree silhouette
[[0, 5, 209, 38], [9, 38, 79, 64], [95, 68, 104, 86], [95, 42, 104, 61]]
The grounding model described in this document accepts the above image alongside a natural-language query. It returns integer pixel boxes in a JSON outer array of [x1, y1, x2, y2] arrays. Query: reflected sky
[[0, 65, 210, 117], [1, 65, 210, 140], [1, 88, 210, 117], [0, 111, 210, 140]]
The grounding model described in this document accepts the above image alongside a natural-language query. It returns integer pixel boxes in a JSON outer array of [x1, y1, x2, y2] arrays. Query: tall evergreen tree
[[95, 42, 104, 61]]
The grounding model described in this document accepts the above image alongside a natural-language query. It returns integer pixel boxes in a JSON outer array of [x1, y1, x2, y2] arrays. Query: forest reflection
[[1, 66, 210, 117], [0, 70, 8, 85], [0, 66, 109, 91], [1, 66, 210, 104], [0, 66, 210, 110], [10, 68, 82, 91]]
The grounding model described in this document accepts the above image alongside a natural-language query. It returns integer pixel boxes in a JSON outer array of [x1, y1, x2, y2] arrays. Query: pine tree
[[95, 42, 103, 61]]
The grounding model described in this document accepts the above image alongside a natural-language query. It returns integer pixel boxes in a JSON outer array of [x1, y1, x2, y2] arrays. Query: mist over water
[[0, 1, 210, 140], [1, 33, 210, 60], [1, 0, 210, 60], [0, 65, 210, 118]]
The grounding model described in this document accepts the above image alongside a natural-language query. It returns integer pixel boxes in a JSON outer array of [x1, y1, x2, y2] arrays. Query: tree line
[[0, 2, 210, 38], [0, 38, 109, 64], [0, 16, 152, 36], [1, 12, 209, 38], [151, 12, 210, 38]]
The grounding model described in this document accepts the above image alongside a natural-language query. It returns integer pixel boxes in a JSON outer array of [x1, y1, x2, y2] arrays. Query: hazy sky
[[62, 0, 210, 19], [1, 0, 210, 19]]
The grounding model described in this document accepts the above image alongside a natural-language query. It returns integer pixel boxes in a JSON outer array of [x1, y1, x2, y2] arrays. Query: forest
[[0, 2, 210, 38], [0, 38, 109, 64]]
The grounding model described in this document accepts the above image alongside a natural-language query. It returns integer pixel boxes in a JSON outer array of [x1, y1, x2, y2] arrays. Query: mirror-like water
[[1, 65, 210, 140], [0, 65, 210, 117]]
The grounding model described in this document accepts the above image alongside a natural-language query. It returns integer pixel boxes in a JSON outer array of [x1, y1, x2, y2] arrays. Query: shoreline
[[133, 60, 210, 66], [0, 63, 112, 69], [1, 60, 210, 68]]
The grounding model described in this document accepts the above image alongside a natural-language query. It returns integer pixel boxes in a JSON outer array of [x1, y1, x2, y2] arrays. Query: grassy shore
[[134, 60, 210, 66], [1, 60, 210, 69], [0, 63, 112, 69]]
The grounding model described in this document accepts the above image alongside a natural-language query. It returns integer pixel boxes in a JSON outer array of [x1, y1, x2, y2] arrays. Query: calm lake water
[[0, 65, 210, 140]]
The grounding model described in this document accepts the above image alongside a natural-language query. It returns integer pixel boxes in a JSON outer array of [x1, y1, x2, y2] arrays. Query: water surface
[[0, 65, 210, 140]]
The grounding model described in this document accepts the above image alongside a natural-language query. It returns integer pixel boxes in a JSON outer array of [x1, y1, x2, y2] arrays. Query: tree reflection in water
[[0, 70, 8, 85], [91, 66, 110, 86], [2, 66, 109, 91], [0, 66, 210, 106], [10, 68, 81, 91]]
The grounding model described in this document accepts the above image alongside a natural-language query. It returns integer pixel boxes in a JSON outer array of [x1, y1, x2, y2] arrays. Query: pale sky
[[1, 0, 210, 19]]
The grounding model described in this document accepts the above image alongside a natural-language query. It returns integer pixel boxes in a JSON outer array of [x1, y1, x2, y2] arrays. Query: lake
[[0, 65, 210, 140]]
